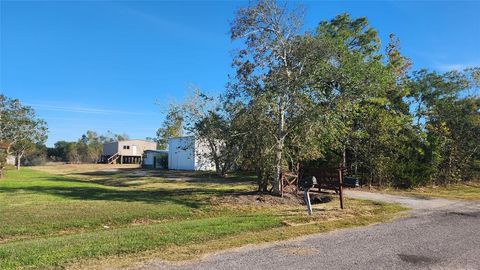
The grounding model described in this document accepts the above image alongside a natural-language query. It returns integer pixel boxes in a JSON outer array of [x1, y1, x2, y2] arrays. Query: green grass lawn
[[0, 165, 406, 270]]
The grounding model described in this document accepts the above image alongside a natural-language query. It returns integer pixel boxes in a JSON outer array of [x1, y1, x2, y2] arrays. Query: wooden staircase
[[107, 153, 120, 164]]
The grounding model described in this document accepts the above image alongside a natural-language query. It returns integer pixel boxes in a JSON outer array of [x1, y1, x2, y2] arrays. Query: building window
[[123, 145, 130, 150]]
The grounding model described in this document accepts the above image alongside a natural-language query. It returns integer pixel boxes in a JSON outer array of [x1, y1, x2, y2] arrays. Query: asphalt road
[[137, 191, 480, 270]]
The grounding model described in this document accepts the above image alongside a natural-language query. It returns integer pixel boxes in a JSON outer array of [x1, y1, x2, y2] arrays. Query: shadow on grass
[[0, 178, 237, 208], [1, 167, 259, 208], [70, 168, 256, 188]]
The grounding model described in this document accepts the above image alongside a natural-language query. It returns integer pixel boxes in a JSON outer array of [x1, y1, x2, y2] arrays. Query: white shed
[[168, 136, 215, 171]]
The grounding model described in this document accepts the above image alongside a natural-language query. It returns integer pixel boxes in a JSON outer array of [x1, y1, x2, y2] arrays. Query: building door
[[132, 145, 137, 155]]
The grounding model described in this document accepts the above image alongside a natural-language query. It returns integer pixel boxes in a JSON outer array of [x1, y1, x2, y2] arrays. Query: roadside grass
[[383, 183, 480, 201], [0, 165, 406, 269], [70, 200, 406, 270]]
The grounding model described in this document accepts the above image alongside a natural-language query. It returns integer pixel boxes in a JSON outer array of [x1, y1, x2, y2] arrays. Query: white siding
[[168, 137, 215, 171], [168, 137, 195, 170], [194, 139, 216, 171]]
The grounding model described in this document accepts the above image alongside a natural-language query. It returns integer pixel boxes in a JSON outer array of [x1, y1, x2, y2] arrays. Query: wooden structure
[[279, 171, 300, 196], [299, 167, 345, 209]]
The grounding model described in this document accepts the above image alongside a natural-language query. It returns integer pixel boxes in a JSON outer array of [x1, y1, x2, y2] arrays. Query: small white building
[[142, 150, 168, 169], [168, 136, 215, 171]]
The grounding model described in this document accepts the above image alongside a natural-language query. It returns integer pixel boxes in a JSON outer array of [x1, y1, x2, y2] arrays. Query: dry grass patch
[[377, 182, 480, 201]]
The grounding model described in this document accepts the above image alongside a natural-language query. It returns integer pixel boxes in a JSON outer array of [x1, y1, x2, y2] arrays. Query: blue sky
[[1, 0, 479, 146]]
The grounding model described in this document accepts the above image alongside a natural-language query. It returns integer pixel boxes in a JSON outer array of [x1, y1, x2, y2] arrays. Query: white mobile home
[[168, 136, 215, 171]]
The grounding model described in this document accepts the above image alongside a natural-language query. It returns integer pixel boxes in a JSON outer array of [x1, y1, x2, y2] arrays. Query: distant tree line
[[0, 94, 134, 175], [47, 131, 130, 163], [156, 0, 480, 191]]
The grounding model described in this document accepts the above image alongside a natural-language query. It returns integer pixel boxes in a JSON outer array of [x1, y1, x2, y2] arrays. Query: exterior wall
[[102, 140, 156, 157], [168, 137, 195, 170], [117, 140, 156, 156], [168, 137, 215, 171], [194, 139, 216, 171], [103, 142, 118, 156]]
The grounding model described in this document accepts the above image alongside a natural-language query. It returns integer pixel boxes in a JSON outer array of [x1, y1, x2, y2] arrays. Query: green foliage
[[156, 105, 183, 150], [224, 1, 479, 190], [19, 143, 47, 166], [48, 131, 130, 163], [0, 95, 47, 174], [157, 153, 168, 169]]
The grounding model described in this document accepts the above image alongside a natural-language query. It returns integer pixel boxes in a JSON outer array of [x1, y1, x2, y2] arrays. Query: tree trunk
[[0, 169, 4, 179], [354, 149, 358, 174], [256, 167, 268, 192], [273, 98, 285, 195], [16, 154, 21, 170]]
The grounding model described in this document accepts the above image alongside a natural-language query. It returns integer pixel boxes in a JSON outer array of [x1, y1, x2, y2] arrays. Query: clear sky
[[1, 0, 479, 146]]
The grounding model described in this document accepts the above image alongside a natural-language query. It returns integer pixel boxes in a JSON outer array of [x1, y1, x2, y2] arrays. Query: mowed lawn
[[0, 165, 406, 269]]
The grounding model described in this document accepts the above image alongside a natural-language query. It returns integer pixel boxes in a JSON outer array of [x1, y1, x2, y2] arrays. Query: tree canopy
[[165, 0, 479, 191], [0, 95, 47, 176]]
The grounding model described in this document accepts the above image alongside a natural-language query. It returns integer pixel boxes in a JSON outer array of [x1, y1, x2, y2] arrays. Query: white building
[[142, 150, 168, 169], [168, 136, 215, 171]]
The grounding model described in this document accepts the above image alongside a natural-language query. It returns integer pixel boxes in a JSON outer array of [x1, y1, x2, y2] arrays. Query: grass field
[[0, 165, 406, 269]]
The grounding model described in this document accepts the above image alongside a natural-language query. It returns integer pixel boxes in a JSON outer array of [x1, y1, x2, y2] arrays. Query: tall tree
[[300, 13, 412, 181], [156, 105, 183, 150], [407, 68, 480, 185], [231, 0, 306, 193], [180, 89, 238, 177], [0, 95, 47, 175]]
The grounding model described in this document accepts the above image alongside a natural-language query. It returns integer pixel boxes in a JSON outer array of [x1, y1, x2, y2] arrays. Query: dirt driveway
[[344, 190, 472, 212], [135, 191, 480, 270]]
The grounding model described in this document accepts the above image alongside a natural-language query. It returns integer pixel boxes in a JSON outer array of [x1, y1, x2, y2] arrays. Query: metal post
[[338, 168, 344, 209], [304, 188, 313, 215]]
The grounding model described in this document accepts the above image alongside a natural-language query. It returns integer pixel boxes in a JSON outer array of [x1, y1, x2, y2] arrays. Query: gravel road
[[135, 191, 480, 270]]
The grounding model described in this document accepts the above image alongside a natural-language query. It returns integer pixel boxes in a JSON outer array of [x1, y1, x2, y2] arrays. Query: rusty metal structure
[[281, 166, 345, 209], [301, 167, 345, 209], [279, 171, 300, 196]]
